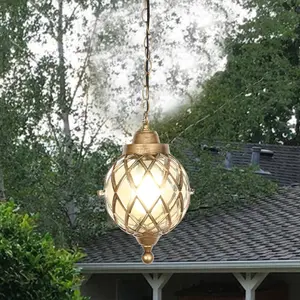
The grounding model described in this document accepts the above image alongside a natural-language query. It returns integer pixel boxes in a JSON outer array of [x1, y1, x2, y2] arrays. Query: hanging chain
[[142, 0, 152, 127]]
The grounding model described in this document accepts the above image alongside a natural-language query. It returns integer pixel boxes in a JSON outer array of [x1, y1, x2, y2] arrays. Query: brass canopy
[[123, 125, 170, 155]]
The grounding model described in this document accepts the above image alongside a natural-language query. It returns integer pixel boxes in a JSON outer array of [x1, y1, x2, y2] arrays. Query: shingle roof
[[81, 185, 300, 263], [231, 144, 300, 186]]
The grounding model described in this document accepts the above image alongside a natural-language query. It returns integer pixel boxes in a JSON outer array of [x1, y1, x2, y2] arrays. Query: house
[[78, 144, 300, 300]]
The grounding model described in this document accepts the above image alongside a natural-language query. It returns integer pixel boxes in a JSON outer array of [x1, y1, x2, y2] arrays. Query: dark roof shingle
[[231, 144, 300, 186], [82, 186, 300, 263]]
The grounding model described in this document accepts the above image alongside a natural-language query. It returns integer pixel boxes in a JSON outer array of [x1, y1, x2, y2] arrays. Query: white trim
[[77, 260, 300, 274], [234, 273, 268, 300], [144, 274, 172, 300]]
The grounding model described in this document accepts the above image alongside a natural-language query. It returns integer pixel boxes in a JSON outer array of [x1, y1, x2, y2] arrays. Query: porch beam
[[234, 273, 268, 300], [144, 273, 172, 300]]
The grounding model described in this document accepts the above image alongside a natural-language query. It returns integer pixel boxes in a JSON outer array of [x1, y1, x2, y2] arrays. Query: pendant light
[[99, 0, 192, 264]]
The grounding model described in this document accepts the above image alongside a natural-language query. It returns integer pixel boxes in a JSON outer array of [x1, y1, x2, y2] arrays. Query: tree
[[0, 0, 120, 245], [157, 0, 300, 145], [151, 1, 289, 212], [0, 201, 87, 300], [152, 138, 277, 214], [0, 0, 32, 200]]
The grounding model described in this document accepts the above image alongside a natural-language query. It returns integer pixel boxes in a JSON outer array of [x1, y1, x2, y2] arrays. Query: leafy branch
[[170, 77, 265, 144]]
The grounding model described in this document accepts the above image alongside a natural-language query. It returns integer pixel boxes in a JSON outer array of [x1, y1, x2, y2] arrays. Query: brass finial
[[142, 246, 154, 264], [136, 235, 159, 264]]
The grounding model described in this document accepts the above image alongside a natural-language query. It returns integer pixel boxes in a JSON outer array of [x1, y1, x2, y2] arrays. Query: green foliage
[[0, 0, 31, 75], [0, 202, 88, 300], [155, 0, 300, 145], [2, 139, 120, 246], [169, 142, 277, 214]]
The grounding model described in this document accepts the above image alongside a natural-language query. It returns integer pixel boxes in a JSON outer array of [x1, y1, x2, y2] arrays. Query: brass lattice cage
[[105, 153, 190, 237]]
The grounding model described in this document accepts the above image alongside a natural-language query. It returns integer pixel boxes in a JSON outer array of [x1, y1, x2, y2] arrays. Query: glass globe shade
[[105, 153, 190, 234]]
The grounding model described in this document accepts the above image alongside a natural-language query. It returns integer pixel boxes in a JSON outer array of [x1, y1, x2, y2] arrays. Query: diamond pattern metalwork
[[105, 153, 190, 237]]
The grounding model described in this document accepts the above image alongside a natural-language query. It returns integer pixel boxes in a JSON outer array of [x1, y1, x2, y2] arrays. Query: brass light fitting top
[[123, 125, 170, 155]]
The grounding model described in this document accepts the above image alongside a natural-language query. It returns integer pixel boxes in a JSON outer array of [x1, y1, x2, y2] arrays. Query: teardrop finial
[[142, 248, 154, 264], [136, 235, 159, 264]]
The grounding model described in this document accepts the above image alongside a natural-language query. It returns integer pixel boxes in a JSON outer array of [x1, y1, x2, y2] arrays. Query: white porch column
[[144, 273, 172, 300], [234, 273, 268, 300]]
